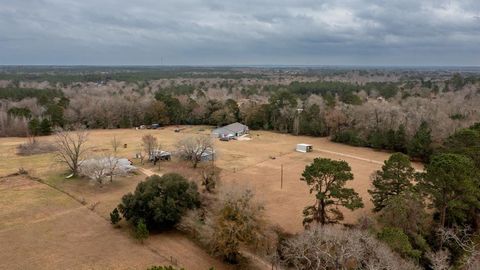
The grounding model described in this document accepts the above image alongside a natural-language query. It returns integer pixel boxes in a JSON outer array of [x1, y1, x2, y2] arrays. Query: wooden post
[[281, 164, 283, 189]]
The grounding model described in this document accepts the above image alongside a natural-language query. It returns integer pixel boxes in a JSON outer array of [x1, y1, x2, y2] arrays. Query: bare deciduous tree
[[201, 165, 219, 193], [80, 158, 107, 184], [106, 155, 120, 183], [278, 225, 420, 270], [178, 186, 276, 264], [142, 134, 158, 161], [54, 129, 89, 177], [79, 156, 128, 185], [177, 135, 213, 168], [437, 227, 477, 254], [137, 150, 146, 165], [110, 136, 121, 153], [426, 249, 451, 270]]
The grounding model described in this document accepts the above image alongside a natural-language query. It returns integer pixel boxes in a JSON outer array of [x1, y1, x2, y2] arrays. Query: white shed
[[296, 143, 313, 153]]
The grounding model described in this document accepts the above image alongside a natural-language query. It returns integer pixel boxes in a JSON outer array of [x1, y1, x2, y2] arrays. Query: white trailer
[[296, 143, 313, 153]]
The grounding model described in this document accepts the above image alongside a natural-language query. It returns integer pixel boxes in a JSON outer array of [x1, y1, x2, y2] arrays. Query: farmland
[[0, 126, 421, 269]]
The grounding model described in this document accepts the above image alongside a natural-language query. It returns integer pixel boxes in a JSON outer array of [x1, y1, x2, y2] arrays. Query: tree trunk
[[440, 205, 447, 229], [319, 200, 326, 225]]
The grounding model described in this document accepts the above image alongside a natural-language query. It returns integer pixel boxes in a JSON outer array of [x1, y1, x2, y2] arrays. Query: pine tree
[[418, 153, 480, 228], [39, 118, 52, 135], [301, 158, 363, 226], [408, 121, 432, 161], [28, 118, 40, 136], [394, 124, 407, 153], [369, 153, 415, 212]]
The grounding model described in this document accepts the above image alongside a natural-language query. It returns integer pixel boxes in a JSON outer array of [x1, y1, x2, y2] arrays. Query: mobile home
[[296, 143, 313, 153]]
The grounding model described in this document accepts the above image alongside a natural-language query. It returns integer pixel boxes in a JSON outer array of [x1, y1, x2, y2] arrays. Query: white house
[[212, 122, 249, 138]]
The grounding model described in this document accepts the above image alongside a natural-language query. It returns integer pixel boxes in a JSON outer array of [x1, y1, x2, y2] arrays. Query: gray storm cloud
[[0, 0, 479, 65]]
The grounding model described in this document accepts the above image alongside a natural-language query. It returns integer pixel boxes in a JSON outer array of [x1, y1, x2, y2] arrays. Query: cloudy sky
[[1, 0, 479, 66]]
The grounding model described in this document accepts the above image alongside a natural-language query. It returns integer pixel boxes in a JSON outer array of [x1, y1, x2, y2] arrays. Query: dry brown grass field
[[0, 126, 423, 269]]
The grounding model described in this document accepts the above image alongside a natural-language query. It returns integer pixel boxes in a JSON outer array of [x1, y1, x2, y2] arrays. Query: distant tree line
[[1, 74, 479, 164], [0, 87, 67, 136]]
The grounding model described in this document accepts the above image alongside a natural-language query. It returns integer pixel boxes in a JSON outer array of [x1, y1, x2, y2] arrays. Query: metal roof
[[213, 122, 248, 134]]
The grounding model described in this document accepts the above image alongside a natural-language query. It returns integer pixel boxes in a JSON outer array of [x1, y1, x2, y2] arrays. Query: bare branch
[[53, 128, 89, 177], [176, 135, 214, 168]]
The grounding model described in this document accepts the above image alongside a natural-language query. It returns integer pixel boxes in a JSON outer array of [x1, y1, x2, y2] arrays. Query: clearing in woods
[[0, 126, 423, 268]]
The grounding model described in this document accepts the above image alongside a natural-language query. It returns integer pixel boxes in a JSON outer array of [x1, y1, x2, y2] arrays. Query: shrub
[[135, 219, 149, 243], [332, 129, 366, 146], [378, 227, 422, 261], [16, 139, 57, 156], [118, 173, 200, 230], [110, 208, 121, 225]]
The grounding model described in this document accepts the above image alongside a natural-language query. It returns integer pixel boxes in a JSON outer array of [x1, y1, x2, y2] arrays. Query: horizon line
[[1, 64, 480, 69]]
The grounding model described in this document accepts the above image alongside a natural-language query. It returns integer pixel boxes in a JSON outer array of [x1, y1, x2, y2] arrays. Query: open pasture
[[0, 126, 423, 269]]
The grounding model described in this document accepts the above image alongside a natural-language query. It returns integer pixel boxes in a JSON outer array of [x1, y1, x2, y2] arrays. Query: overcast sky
[[1, 0, 479, 66]]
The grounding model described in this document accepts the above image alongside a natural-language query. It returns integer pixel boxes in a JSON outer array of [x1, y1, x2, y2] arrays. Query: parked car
[[219, 134, 235, 141]]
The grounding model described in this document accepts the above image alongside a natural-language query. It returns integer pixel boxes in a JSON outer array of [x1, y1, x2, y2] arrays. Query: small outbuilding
[[296, 143, 313, 153]]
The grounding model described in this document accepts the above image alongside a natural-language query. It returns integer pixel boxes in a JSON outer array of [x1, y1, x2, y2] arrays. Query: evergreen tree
[[368, 129, 387, 149], [46, 103, 65, 127], [118, 173, 200, 229], [418, 153, 480, 227], [369, 153, 415, 212], [378, 190, 430, 244], [442, 124, 480, 167], [110, 208, 122, 226], [378, 227, 421, 260], [394, 124, 407, 153], [39, 118, 52, 135], [385, 129, 396, 150], [299, 104, 327, 136], [301, 158, 363, 226], [408, 121, 432, 161], [28, 118, 40, 136]]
